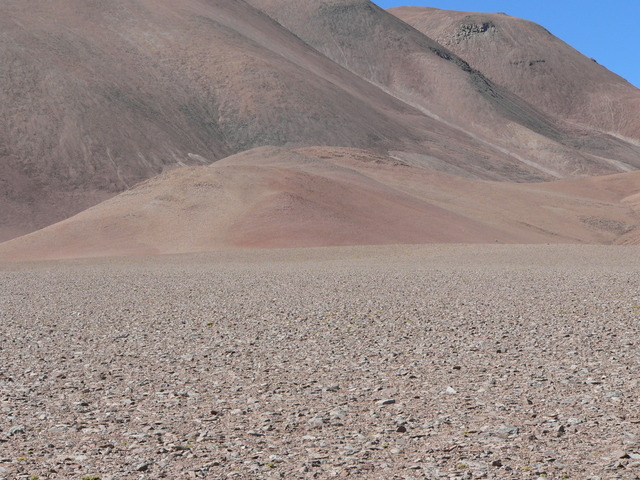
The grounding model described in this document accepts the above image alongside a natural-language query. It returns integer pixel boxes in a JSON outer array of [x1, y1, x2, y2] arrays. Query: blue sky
[[372, 1, 640, 88]]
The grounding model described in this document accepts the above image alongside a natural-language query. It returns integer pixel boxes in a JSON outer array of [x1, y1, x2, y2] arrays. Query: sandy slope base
[[1, 147, 639, 262]]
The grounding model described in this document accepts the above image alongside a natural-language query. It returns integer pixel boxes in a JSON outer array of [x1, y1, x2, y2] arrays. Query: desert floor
[[1, 244, 639, 480]]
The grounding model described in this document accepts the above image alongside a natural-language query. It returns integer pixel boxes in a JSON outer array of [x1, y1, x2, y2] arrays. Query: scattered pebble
[[1, 245, 638, 479]]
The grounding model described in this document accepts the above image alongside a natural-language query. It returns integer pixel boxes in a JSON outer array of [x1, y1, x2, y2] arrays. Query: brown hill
[[1, 147, 638, 261], [390, 6, 640, 143]]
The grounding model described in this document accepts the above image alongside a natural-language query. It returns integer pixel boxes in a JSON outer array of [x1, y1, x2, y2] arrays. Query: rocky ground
[[1, 245, 639, 480]]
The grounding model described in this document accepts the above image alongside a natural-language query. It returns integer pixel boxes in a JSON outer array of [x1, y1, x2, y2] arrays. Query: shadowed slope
[[1, 147, 639, 261], [390, 7, 640, 143]]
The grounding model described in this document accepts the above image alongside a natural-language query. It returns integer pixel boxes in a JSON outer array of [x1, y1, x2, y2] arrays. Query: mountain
[[1, 0, 640, 258], [1, 146, 638, 261], [246, 0, 640, 176], [389, 6, 640, 143]]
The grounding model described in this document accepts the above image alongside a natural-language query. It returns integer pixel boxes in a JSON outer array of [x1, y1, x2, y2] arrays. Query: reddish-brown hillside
[[1, 147, 638, 261]]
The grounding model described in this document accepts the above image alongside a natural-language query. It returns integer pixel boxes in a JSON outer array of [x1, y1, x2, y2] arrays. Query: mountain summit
[[391, 6, 640, 142]]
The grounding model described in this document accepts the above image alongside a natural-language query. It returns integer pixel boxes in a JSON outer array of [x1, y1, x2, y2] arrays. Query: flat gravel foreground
[[1, 245, 639, 480]]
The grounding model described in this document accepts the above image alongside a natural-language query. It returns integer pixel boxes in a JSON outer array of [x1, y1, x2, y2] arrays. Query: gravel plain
[[1, 244, 640, 480]]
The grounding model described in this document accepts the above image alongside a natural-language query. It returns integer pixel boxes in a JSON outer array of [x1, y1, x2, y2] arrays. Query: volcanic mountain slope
[[246, 0, 640, 176], [390, 6, 640, 143], [1, 146, 639, 261]]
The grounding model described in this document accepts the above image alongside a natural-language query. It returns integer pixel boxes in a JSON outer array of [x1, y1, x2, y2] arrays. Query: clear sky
[[372, 1, 640, 88]]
